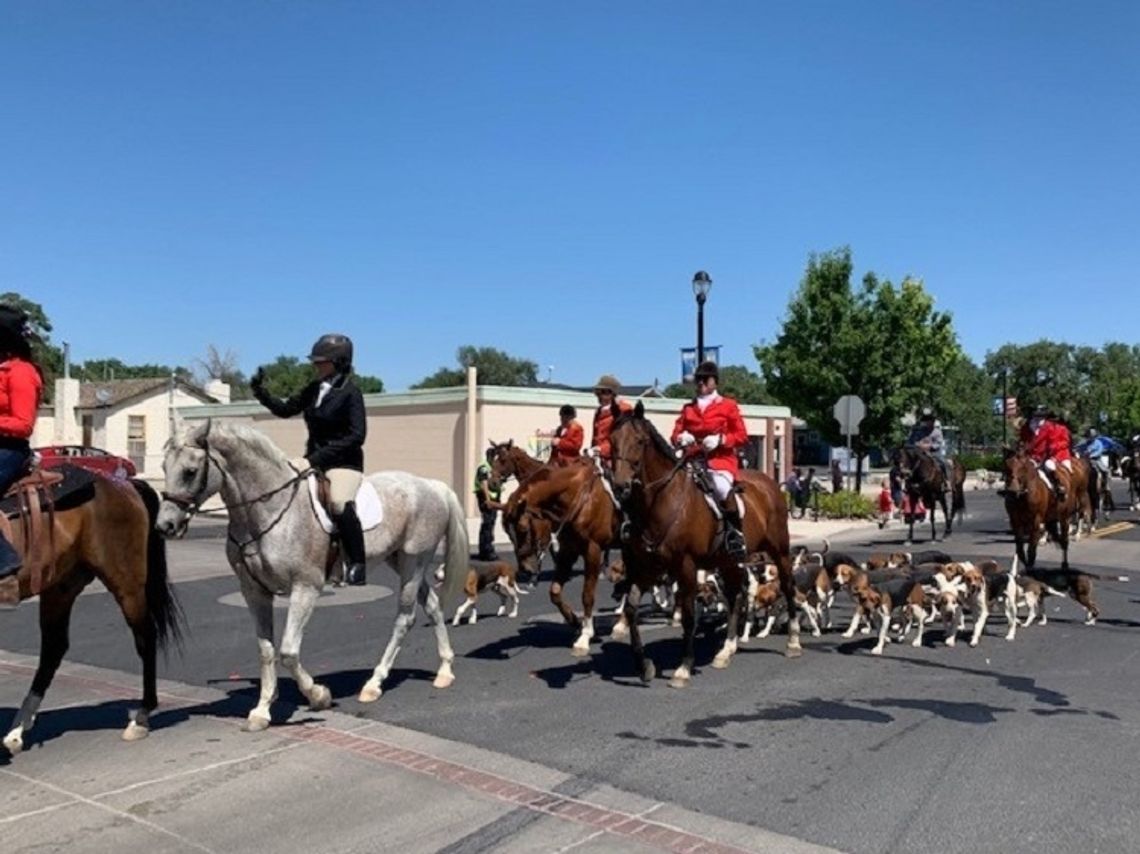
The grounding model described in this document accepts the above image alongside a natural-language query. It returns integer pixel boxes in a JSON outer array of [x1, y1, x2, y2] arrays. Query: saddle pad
[[0, 464, 97, 519], [307, 475, 384, 535], [701, 491, 745, 520]]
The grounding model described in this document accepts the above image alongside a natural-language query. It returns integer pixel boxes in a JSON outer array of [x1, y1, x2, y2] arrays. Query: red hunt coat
[[671, 395, 748, 477], [551, 420, 584, 465], [591, 399, 633, 462]]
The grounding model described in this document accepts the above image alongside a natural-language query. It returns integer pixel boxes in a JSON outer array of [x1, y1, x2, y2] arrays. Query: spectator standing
[[473, 448, 504, 560], [830, 459, 843, 493], [785, 468, 803, 518]]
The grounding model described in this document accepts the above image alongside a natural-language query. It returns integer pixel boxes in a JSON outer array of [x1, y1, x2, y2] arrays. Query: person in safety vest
[[589, 374, 633, 468], [0, 305, 43, 606], [671, 360, 749, 560], [473, 447, 504, 561], [1019, 404, 1071, 499], [251, 333, 369, 585], [550, 404, 584, 466]]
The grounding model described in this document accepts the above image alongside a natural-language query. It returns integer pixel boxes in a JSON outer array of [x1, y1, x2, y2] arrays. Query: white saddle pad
[[307, 475, 384, 535], [702, 491, 745, 520]]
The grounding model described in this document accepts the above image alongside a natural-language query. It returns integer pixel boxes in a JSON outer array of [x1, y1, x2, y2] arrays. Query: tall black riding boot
[[721, 504, 748, 561], [336, 501, 367, 586], [0, 532, 21, 606]]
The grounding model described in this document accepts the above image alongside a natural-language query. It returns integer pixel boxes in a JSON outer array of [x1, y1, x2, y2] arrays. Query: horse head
[[1000, 446, 1034, 498], [487, 438, 516, 490], [157, 419, 225, 537]]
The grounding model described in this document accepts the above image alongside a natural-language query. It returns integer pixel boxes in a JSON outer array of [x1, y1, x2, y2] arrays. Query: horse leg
[[571, 541, 602, 657], [418, 568, 457, 688], [905, 511, 915, 546], [940, 492, 952, 539], [3, 577, 86, 754], [239, 580, 277, 732], [548, 544, 581, 632], [359, 566, 419, 703], [668, 566, 697, 688], [623, 581, 654, 683], [712, 568, 744, 669], [278, 584, 330, 712], [775, 552, 802, 657]]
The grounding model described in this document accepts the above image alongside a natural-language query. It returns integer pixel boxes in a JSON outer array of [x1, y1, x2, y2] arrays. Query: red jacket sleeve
[[562, 422, 584, 456], [721, 401, 748, 450], [0, 361, 42, 439], [671, 407, 690, 444]]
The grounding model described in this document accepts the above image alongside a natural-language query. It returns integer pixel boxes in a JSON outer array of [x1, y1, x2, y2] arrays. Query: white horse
[[156, 419, 468, 731]]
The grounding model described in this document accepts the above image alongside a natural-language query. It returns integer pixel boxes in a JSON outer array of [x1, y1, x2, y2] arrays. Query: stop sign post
[[833, 395, 866, 492]]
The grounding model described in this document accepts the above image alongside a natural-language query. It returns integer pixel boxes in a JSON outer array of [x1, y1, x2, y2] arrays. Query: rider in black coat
[[251, 334, 369, 585]]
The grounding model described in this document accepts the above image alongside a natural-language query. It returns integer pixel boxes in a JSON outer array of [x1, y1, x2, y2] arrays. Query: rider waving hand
[[251, 334, 369, 585], [671, 361, 749, 560]]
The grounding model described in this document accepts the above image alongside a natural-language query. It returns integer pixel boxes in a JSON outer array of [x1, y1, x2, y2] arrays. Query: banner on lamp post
[[680, 346, 721, 383]]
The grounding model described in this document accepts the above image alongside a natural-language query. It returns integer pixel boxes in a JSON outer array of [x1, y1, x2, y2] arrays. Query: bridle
[[611, 430, 687, 497]]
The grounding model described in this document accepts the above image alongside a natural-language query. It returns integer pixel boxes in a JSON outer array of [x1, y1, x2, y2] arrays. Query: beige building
[[32, 377, 225, 478], [175, 369, 793, 539]]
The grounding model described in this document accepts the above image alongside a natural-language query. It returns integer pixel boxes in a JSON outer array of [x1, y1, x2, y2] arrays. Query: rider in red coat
[[550, 404, 584, 466], [589, 374, 633, 467], [1019, 405, 1072, 499], [671, 361, 749, 560]]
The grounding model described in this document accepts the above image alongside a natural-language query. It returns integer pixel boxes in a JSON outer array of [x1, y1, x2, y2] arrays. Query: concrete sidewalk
[[0, 652, 839, 854]]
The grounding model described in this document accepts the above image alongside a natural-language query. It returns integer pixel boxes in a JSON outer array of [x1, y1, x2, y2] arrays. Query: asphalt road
[[3, 488, 1139, 854]]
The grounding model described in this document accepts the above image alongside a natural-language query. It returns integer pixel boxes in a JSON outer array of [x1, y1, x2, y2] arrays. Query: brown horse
[[499, 457, 620, 656], [487, 440, 558, 570], [609, 406, 799, 688], [2, 474, 183, 755], [891, 446, 966, 544], [1000, 449, 1091, 569]]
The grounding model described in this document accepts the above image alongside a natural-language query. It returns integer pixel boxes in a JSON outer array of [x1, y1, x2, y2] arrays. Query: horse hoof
[[3, 732, 23, 754], [432, 672, 455, 689], [870, 647, 884, 656], [243, 714, 271, 733], [358, 683, 383, 703], [611, 623, 630, 641], [711, 653, 731, 669], [667, 675, 690, 689], [784, 644, 803, 659], [122, 721, 150, 742], [640, 661, 656, 683], [309, 685, 332, 711]]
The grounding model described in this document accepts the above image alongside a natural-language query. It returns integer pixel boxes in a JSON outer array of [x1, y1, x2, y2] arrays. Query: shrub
[[813, 490, 876, 519], [958, 452, 1003, 473]]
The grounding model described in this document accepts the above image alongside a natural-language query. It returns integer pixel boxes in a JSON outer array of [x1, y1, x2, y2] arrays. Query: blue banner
[[680, 346, 721, 383]]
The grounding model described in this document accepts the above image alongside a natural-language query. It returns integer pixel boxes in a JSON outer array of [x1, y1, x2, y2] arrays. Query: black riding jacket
[[252, 373, 366, 472]]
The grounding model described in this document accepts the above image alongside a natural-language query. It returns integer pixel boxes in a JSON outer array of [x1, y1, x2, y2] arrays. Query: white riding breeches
[[1044, 458, 1073, 474], [709, 470, 734, 502]]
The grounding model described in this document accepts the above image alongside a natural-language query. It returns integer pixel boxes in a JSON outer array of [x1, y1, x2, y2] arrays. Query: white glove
[[677, 431, 696, 448], [702, 434, 722, 451], [585, 446, 600, 458]]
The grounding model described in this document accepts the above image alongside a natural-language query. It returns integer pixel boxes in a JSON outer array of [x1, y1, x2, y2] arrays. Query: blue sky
[[2, 2, 1137, 391]]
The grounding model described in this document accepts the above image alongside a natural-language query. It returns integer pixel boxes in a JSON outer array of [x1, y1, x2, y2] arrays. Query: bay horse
[[499, 459, 620, 656], [1124, 436, 1140, 512], [3, 474, 183, 755], [609, 406, 799, 688], [1000, 448, 1092, 569], [487, 440, 557, 569], [156, 420, 468, 731], [891, 447, 966, 544]]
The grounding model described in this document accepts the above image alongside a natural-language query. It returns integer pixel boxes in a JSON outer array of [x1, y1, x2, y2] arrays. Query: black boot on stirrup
[[721, 506, 748, 561], [337, 501, 367, 586]]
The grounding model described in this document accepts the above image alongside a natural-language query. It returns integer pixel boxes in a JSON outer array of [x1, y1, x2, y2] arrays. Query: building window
[[128, 415, 146, 473]]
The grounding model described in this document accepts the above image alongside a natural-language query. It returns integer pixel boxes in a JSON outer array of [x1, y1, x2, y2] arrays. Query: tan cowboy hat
[[594, 374, 620, 394]]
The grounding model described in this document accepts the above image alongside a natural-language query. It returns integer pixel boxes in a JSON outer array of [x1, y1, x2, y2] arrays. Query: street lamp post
[[1001, 368, 1009, 446], [692, 270, 712, 365]]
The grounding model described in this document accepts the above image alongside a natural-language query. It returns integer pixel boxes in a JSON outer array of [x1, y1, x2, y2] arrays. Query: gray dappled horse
[[157, 420, 468, 731]]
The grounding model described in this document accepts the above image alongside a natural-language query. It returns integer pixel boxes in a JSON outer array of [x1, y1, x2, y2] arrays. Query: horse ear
[[187, 419, 211, 449], [507, 439, 514, 449], [488, 438, 496, 448], [634, 400, 645, 419]]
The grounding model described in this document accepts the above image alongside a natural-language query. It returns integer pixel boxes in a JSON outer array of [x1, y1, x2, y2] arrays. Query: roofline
[[77, 378, 217, 410], [177, 384, 792, 420]]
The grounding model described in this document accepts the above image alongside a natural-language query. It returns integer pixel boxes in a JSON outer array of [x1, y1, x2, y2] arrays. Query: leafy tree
[[663, 364, 776, 405], [75, 358, 191, 382], [934, 356, 996, 448], [254, 354, 383, 400], [0, 291, 65, 392], [754, 248, 961, 488], [413, 345, 538, 389]]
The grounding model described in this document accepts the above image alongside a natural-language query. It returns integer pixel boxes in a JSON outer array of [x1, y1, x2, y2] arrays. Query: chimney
[[204, 379, 231, 404]]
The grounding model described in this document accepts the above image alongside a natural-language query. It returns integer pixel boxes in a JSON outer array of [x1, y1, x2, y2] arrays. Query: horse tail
[[130, 479, 186, 653], [438, 485, 470, 608]]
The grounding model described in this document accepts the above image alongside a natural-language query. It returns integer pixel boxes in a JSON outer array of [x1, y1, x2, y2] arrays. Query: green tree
[[254, 354, 383, 400], [75, 358, 191, 382], [0, 291, 65, 391], [934, 356, 996, 448], [754, 248, 961, 487], [662, 364, 776, 405], [413, 345, 538, 389]]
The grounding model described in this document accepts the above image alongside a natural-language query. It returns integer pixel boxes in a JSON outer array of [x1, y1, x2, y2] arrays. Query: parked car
[[35, 445, 137, 479]]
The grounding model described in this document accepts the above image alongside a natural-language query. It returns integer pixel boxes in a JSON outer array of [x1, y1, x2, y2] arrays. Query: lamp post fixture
[[692, 270, 712, 365]]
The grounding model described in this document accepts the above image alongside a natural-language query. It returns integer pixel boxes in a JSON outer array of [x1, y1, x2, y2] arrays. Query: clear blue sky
[[2, 2, 1137, 391]]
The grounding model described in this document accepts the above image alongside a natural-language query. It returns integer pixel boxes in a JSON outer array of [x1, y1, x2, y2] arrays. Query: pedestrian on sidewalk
[[784, 468, 802, 518], [798, 467, 816, 519], [877, 478, 894, 529], [473, 448, 505, 561], [830, 459, 843, 493]]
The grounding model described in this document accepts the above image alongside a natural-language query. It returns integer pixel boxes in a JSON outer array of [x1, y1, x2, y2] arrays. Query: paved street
[[3, 486, 1138, 854]]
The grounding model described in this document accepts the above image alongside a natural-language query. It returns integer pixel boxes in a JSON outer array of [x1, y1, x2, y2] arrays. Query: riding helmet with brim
[[309, 334, 353, 370], [594, 375, 620, 394]]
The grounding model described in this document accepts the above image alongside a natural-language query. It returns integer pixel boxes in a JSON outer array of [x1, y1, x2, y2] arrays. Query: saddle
[[688, 462, 745, 521], [0, 463, 98, 597]]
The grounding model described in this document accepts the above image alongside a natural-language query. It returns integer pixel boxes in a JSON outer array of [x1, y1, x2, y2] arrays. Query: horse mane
[[212, 421, 291, 466], [613, 410, 676, 462]]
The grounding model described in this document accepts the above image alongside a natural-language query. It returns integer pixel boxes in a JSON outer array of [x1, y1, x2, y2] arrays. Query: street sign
[[833, 395, 866, 435]]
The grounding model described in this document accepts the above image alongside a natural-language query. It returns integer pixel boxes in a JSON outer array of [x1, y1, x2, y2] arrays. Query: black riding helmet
[[309, 333, 353, 373], [694, 360, 719, 381], [559, 404, 576, 418]]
